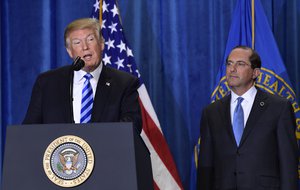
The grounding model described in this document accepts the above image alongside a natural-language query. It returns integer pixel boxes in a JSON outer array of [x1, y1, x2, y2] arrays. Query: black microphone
[[72, 56, 85, 71]]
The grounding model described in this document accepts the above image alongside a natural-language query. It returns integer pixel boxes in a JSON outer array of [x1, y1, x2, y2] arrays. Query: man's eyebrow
[[85, 33, 94, 37], [71, 33, 95, 40], [227, 59, 247, 62]]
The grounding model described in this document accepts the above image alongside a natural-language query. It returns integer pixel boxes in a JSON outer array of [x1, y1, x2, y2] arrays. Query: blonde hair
[[64, 18, 102, 47]]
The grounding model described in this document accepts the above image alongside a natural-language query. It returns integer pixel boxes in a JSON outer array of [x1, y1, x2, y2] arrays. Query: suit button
[[234, 172, 237, 176]]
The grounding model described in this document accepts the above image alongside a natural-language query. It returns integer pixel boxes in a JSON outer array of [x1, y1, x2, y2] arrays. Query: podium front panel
[[2, 123, 153, 190]]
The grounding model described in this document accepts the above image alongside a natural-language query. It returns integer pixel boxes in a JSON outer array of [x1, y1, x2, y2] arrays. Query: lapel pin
[[259, 102, 265, 107], [105, 82, 110, 86]]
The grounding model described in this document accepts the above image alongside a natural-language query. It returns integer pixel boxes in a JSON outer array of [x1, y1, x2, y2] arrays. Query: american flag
[[91, 0, 183, 189]]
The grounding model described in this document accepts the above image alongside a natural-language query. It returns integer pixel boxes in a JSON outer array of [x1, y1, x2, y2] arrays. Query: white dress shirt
[[72, 63, 102, 123], [230, 86, 257, 127]]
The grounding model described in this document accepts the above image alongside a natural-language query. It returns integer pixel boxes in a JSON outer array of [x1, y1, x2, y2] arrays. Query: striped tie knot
[[84, 73, 93, 81], [80, 73, 94, 123]]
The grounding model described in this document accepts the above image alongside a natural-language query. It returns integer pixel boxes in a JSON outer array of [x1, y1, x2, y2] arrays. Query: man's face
[[66, 28, 104, 72], [226, 48, 260, 95]]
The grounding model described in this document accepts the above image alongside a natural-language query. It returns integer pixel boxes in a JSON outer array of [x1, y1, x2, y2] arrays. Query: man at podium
[[22, 18, 142, 133]]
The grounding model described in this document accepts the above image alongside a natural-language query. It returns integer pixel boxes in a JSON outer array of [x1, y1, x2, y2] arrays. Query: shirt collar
[[231, 85, 257, 103]]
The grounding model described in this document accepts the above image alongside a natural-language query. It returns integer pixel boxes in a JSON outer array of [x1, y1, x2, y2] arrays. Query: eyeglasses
[[225, 61, 251, 68]]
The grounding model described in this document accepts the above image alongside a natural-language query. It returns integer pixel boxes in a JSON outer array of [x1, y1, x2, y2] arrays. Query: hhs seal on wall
[[43, 135, 94, 187]]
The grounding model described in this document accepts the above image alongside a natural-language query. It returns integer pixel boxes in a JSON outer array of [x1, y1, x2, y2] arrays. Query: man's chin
[[227, 81, 235, 87], [227, 82, 241, 90], [83, 64, 100, 72]]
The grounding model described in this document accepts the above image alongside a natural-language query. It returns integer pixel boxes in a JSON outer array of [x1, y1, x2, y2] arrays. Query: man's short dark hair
[[228, 45, 262, 69]]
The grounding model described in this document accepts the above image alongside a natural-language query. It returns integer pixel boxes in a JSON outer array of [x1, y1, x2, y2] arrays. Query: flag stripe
[[153, 180, 160, 190], [138, 86, 183, 189], [137, 84, 161, 130], [141, 130, 182, 190]]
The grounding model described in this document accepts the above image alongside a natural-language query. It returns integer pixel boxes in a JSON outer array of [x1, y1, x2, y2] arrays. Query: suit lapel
[[59, 66, 73, 123], [91, 66, 112, 122], [221, 95, 237, 146], [239, 89, 268, 146]]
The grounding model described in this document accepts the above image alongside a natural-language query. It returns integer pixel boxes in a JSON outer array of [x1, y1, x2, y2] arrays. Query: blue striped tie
[[233, 97, 244, 145], [80, 73, 93, 123]]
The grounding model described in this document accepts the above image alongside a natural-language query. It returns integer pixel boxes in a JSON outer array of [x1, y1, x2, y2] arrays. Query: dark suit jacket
[[23, 65, 142, 133], [197, 89, 298, 190]]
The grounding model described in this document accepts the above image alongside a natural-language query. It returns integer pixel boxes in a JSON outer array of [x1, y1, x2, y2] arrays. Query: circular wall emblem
[[43, 135, 94, 187]]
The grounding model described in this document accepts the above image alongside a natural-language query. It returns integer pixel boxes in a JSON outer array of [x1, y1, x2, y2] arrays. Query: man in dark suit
[[197, 46, 298, 189], [23, 18, 142, 133]]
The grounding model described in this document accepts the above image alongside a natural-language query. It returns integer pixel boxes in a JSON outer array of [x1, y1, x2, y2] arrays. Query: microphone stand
[[69, 56, 85, 123]]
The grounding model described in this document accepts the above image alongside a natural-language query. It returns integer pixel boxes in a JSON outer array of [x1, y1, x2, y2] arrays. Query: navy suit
[[197, 89, 298, 190], [23, 65, 142, 133]]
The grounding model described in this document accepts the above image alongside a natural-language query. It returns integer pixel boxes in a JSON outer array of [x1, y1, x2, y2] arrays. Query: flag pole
[[115, 0, 123, 26], [251, 0, 255, 49], [99, 0, 103, 27]]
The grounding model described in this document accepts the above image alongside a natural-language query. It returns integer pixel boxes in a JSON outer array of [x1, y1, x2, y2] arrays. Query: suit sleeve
[[277, 100, 298, 190], [22, 76, 43, 124], [197, 108, 214, 190], [119, 76, 142, 134]]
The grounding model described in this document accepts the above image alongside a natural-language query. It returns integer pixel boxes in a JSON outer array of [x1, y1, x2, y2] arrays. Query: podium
[[2, 123, 153, 190]]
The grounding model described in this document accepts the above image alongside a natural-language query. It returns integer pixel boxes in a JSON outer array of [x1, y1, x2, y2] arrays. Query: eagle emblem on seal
[[57, 148, 81, 175]]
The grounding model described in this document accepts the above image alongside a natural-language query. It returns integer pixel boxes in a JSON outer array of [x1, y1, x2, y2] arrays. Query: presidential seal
[[43, 135, 94, 187]]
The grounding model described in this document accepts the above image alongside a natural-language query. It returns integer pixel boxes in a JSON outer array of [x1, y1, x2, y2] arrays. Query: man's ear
[[66, 47, 73, 58], [100, 41, 104, 51], [253, 68, 260, 79]]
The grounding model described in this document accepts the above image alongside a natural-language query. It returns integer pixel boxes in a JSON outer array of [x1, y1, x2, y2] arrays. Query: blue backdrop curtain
[[1, 0, 299, 189]]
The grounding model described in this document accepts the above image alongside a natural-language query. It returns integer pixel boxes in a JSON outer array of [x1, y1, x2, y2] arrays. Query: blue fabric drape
[[1, 0, 299, 189]]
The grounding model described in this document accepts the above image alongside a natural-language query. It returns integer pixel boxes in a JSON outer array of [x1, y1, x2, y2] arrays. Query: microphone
[[72, 56, 85, 71]]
